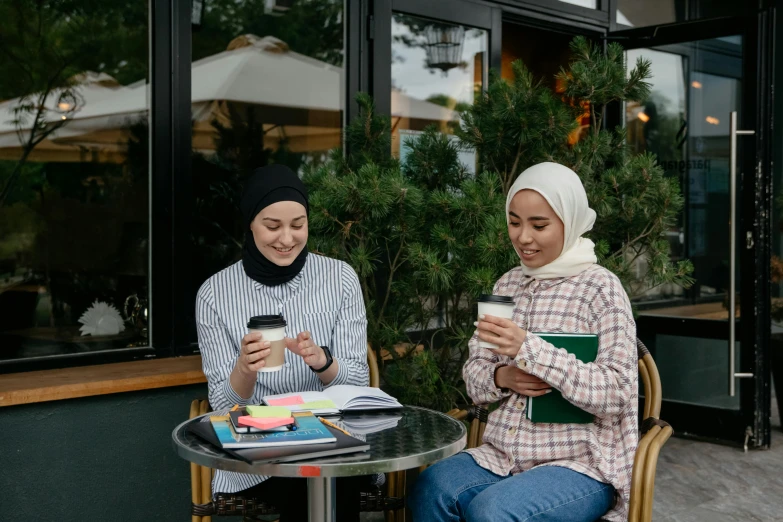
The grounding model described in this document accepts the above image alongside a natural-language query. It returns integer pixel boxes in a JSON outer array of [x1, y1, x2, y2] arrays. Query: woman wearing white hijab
[[411, 163, 638, 522]]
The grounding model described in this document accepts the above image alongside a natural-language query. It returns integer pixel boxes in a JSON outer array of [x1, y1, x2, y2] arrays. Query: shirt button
[[518, 401, 524, 409], [508, 427, 516, 434]]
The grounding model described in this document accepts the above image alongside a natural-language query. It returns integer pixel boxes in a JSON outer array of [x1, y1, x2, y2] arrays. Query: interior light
[[705, 116, 720, 125], [637, 112, 650, 123], [691, 81, 703, 89]]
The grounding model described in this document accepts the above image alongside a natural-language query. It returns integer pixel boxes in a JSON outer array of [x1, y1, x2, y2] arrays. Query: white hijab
[[506, 162, 597, 279]]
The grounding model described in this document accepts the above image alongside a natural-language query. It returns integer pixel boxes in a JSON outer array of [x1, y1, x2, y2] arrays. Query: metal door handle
[[729, 111, 754, 397]]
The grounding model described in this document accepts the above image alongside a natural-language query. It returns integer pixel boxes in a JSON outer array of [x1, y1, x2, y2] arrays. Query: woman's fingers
[[248, 359, 266, 372], [244, 340, 270, 355], [246, 347, 271, 363], [476, 320, 506, 337], [524, 388, 552, 397], [508, 383, 552, 396]]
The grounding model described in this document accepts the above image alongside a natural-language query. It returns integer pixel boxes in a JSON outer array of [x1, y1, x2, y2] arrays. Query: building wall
[[0, 384, 208, 522]]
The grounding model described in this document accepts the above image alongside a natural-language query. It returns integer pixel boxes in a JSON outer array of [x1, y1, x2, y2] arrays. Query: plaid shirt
[[463, 264, 638, 522]]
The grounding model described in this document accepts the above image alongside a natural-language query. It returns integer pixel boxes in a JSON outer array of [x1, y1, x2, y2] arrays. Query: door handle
[[729, 111, 755, 397]]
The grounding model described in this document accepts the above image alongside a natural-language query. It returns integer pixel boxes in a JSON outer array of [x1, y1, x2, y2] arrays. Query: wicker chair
[[188, 345, 405, 522], [443, 338, 672, 522]]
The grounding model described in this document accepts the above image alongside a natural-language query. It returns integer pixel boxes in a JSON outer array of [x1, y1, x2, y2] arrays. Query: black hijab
[[240, 164, 309, 286]]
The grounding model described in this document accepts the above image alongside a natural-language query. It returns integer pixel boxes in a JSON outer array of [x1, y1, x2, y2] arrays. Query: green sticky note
[[245, 405, 292, 418], [299, 400, 337, 410]]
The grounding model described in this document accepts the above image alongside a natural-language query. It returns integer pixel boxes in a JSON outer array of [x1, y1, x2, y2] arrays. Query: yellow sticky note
[[245, 405, 292, 418]]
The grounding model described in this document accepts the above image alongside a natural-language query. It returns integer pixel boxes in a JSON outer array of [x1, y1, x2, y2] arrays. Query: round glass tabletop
[[172, 405, 467, 477]]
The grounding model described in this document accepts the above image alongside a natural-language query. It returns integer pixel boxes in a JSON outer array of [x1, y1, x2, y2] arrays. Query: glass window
[[0, 0, 150, 362], [626, 37, 744, 316], [391, 14, 487, 171], [559, 0, 597, 9], [616, 0, 752, 28], [190, 0, 345, 303], [501, 23, 589, 145]]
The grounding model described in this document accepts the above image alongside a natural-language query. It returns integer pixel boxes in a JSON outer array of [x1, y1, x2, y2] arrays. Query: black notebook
[[188, 419, 371, 464]]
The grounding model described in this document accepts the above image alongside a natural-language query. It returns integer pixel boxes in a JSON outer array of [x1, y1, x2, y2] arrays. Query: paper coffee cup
[[477, 294, 515, 349], [247, 315, 287, 372]]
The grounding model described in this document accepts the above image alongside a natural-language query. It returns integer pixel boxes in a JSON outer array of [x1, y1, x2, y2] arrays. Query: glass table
[[172, 405, 467, 522]]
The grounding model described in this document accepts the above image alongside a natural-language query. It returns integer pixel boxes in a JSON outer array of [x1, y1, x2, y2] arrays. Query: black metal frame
[[0, 1, 774, 450], [496, 0, 608, 25]]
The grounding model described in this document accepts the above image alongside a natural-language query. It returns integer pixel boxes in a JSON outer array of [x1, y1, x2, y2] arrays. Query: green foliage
[[459, 36, 694, 299], [456, 60, 581, 193], [308, 36, 694, 410], [305, 95, 517, 410], [193, 0, 343, 66]]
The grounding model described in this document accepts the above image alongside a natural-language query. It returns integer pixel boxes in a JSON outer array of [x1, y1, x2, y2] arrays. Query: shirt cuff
[[223, 377, 249, 407], [515, 333, 548, 373], [322, 357, 347, 388], [489, 361, 513, 399]]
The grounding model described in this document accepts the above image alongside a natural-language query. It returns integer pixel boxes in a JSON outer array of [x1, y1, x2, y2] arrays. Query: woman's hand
[[237, 331, 272, 376], [286, 331, 327, 369], [476, 314, 527, 358], [495, 365, 552, 397]]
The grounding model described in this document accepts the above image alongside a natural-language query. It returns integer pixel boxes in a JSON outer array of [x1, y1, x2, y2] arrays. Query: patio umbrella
[[0, 35, 459, 161]]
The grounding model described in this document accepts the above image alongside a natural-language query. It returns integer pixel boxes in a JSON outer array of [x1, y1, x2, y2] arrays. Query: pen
[[319, 417, 351, 437], [230, 404, 239, 412]]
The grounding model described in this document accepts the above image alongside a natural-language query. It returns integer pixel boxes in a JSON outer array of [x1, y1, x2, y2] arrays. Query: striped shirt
[[196, 254, 369, 494], [463, 264, 638, 522]]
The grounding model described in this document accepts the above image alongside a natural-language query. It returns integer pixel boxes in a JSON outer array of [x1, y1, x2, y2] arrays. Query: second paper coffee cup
[[247, 314, 287, 372], [477, 294, 515, 349]]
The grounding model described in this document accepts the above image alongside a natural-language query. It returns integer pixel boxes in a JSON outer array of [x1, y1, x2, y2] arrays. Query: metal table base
[[308, 477, 336, 522]]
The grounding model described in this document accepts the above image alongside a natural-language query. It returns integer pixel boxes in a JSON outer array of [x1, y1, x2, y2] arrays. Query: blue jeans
[[410, 453, 615, 522]]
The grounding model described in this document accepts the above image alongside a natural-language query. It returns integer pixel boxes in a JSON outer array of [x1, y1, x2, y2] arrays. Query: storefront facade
[[0, 0, 779, 449]]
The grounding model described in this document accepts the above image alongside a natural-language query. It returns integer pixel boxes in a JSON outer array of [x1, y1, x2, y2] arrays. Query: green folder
[[525, 333, 598, 424]]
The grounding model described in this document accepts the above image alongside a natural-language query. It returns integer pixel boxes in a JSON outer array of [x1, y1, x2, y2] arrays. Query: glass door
[[609, 17, 773, 447]]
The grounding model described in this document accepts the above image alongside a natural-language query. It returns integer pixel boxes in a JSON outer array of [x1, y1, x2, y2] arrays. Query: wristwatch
[[311, 345, 334, 373]]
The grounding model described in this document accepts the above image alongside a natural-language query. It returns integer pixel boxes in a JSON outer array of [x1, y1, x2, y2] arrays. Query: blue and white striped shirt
[[196, 253, 369, 493]]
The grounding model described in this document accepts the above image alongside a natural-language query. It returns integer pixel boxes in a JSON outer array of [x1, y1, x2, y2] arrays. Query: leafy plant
[[306, 36, 695, 410], [457, 36, 694, 298], [305, 94, 515, 411]]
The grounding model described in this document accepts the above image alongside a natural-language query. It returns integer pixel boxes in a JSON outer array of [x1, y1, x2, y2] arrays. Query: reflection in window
[[626, 37, 744, 320], [190, 0, 345, 304], [0, 1, 150, 361], [501, 23, 588, 144], [391, 14, 487, 171]]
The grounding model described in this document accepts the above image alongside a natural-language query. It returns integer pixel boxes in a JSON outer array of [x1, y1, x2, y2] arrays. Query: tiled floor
[[653, 391, 783, 522]]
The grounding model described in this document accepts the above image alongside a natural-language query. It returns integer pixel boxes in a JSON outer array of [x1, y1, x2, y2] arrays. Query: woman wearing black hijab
[[196, 164, 369, 520]]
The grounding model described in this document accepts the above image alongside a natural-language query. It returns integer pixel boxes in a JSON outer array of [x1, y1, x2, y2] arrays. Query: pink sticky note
[[267, 395, 305, 406], [238, 416, 294, 430]]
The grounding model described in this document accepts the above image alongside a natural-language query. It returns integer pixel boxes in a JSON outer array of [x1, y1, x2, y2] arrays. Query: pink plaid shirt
[[463, 264, 638, 522]]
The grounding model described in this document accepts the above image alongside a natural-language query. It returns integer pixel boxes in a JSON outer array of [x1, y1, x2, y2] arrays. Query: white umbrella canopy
[[0, 72, 132, 161], [0, 35, 459, 162]]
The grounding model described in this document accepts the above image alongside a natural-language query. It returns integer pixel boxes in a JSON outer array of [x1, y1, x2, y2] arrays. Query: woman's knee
[[412, 454, 472, 504], [464, 487, 504, 522]]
